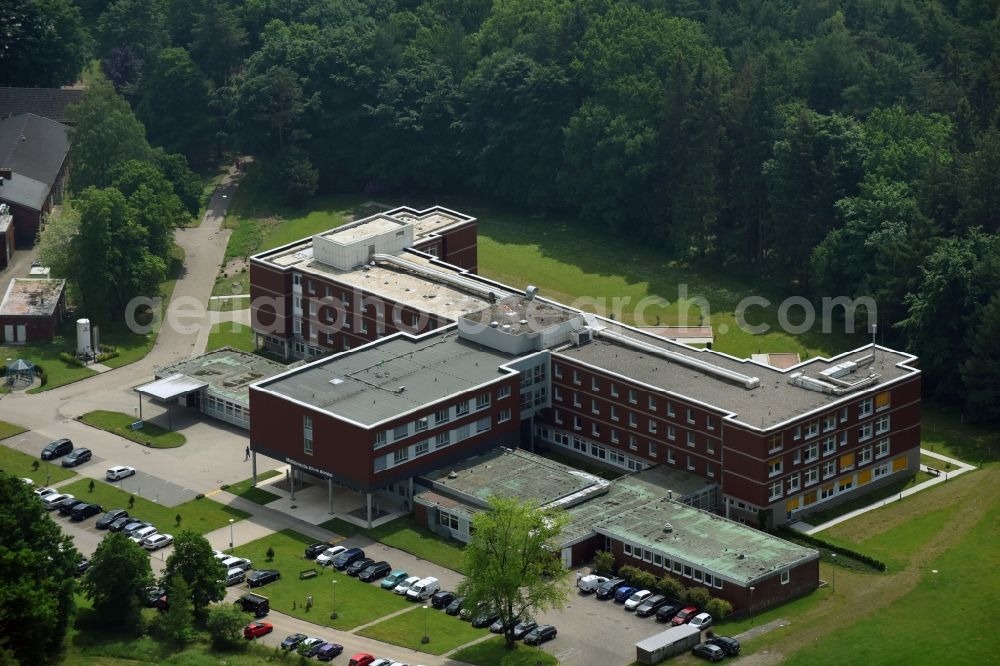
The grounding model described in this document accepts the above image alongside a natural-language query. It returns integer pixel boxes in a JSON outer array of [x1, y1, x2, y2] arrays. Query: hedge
[[776, 527, 887, 572]]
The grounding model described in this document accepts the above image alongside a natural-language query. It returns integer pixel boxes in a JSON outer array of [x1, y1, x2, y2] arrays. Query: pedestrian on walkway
[[576, 571, 582, 586], [244, 446, 250, 461]]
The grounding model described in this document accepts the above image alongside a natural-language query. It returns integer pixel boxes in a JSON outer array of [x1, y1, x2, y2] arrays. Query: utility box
[[635, 624, 701, 664]]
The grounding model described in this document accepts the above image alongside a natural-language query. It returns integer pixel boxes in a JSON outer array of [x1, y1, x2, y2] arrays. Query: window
[[667, 449, 676, 464], [839, 431, 848, 447], [694, 569, 703, 582], [592, 399, 600, 415], [647, 441, 658, 458], [455, 401, 470, 417], [375, 430, 387, 447], [475, 393, 491, 410], [393, 424, 408, 440], [415, 441, 429, 456], [673, 561, 682, 574], [572, 392, 582, 408], [435, 408, 450, 425], [628, 389, 637, 404], [414, 417, 428, 433], [805, 443, 819, 462], [687, 431, 696, 447], [611, 429, 620, 444], [793, 425, 802, 440], [713, 576, 723, 589], [874, 462, 890, 478], [294, 296, 302, 310], [769, 482, 783, 500], [553, 409, 563, 425], [787, 473, 800, 492], [667, 425, 676, 440], [628, 412, 638, 428], [553, 364, 562, 379], [611, 405, 619, 421], [823, 460, 836, 479], [769, 435, 783, 454], [687, 455, 695, 471], [876, 438, 890, 458], [309, 300, 317, 315], [648, 419, 658, 434], [591, 423, 601, 437], [707, 416, 716, 431], [573, 415, 582, 431], [840, 406, 849, 422], [824, 414, 837, 431], [359, 319, 369, 334], [859, 445, 873, 465], [706, 462, 714, 478], [393, 448, 409, 464], [686, 408, 695, 424], [553, 386, 563, 402], [572, 369, 581, 385], [498, 384, 511, 399], [624, 544, 632, 556], [781, 570, 790, 585], [684, 565, 693, 578], [859, 398, 873, 418], [303, 415, 313, 455], [823, 437, 836, 457], [768, 458, 783, 477], [293, 319, 302, 335], [435, 432, 450, 448], [875, 414, 890, 435], [667, 401, 675, 417], [805, 420, 819, 438], [707, 440, 715, 455], [648, 395, 657, 410], [628, 435, 638, 451], [591, 376, 600, 391], [858, 422, 873, 442], [293, 273, 301, 286], [476, 417, 491, 433], [805, 467, 819, 486], [653, 553, 663, 567], [875, 391, 890, 411], [821, 484, 835, 499], [643, 549, 653, 563], [498, 408, 512, 424], [610, 383, 619, 397]]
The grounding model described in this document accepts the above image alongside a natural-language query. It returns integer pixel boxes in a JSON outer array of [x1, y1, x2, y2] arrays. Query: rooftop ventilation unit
[[571, 328, 593, 346], [662, 523, 673, 534], [447, 471, 458, 479], [525, 285, 538, 301]]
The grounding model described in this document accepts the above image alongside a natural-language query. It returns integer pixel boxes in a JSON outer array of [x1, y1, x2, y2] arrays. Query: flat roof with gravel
[[0, 278, 64, 316], [155, 347, 289, 407]]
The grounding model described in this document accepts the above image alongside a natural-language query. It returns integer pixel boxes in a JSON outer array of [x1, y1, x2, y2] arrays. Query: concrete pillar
[[328, 478, 334, 514], [251, 451, 257, 485], [289, 467, 296, 500], [408, 477, 414, 504], [366, 492, 373, 528]]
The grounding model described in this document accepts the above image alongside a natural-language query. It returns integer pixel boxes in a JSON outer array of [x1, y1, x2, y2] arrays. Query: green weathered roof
[[156, 348, 288, 407]]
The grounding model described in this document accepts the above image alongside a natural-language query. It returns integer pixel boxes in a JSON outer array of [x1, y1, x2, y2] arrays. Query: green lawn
[[0, 443, 76, 485], [452, 636, 558, 666], [79, 410, 186, 448], [320, 516, 467, 574], [206, 322, 255, 353], [358, 606, 488, 655], [0, 420, 27, 440], [0, 342, 97, 392], [852, 504, 961, 571], [223, 470, 281, 505], [921, 403, 999, 465], [801, 472, 934, 527], [59, 478, 248, 532], [231, 529, 411, 630]]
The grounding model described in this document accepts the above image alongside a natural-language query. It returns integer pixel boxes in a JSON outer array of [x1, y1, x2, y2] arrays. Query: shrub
[[59, 352, 86, 367], [632, 570, 658, 591], [684, 586, 711, 608], [128, 495, 135, 509], [205, 603, 247, 649], [617, 565, 641, 583], [266, 547, 275, 561], [657, 574, 686, 600], [593, 550, 615, 575], [88, 479, 95, 493], [776, 527, 887, 571], [705, 597, 733, 619]]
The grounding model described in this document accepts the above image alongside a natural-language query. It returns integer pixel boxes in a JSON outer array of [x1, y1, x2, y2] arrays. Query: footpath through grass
[[452, 636, 558, 666], [60, 478, 248, 532], [801, 472, 934, 526], [232, 529, 411, 631], [0, 442, 76, 485], [79, 411, 186, 448], [320, 515, 467, 574], [223, 470, 281, 505], [358, 605, 487, 655]]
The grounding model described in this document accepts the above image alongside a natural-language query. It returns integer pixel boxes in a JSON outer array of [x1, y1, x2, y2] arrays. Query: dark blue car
[[613, 585, 638, 603]]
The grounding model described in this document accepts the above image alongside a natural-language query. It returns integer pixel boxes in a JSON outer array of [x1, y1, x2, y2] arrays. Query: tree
[[159, 574, 195, 646], [138, 48, 214, 162], [657, 575, 685, 601], [275, 147, 318, 205], [455, 497, 568, 647], [961, 292, 1000, 422], [96, 0, 168, 63], [153, 149, 202, 217], [0, 0, 91, 87], [684, 586, 711, 608], [704, 597, 733, 619], [189, 0, 248, 85], [0, 473, 78, 665], [36, 208, 81, 287], [110, 159, 188, 255], [205, 602, 248, 649], [81, 532, 152, 631], [67, 75, 153, 193], [163, 531, 226, 620], [228, 65, 306, 155], [592, 550, 615, 575]]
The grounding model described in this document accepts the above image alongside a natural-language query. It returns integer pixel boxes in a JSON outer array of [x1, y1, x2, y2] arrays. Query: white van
[[221, 556, 252, 571], [129, 525, 158, 544], [405, 576, 440, 601]]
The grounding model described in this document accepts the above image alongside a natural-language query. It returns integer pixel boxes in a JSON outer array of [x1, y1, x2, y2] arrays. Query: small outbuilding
[[0, 278, 66, 343]]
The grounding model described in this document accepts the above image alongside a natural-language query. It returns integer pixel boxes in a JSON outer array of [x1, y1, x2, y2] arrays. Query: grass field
[[224, 470, 281, 505], [0, 420, 27, 440], [79, 410, 186, 448], [357, 605, 488, 655], [231, 529, 411, 630], [60, 478, 248, 532], [801, 471, 935, 526], [0, 442, 76, 485], [206, 322, 255, 353], [320, 516, 467, 574], [921, 403, 999, 464], [452, 636, 559, 666]]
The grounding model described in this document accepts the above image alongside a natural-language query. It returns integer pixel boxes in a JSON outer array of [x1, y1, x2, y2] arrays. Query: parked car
[[445, 596, 465, 615], [489, 618, 509, 634], [280, 633, 307, 650], [129, 525, 158, 544], [96, 509, 128, 529], [61, 448, 92, 467], [41, 493, 73, 510], [692, 643, 726, 662], [613, 585, 638, 603], [595, 577, 627, 599], [431, 590, 455, 609], [75, 558, 90, 576], [523, 625, 557, 646], [142, 533, 174, 551], [121, 521, 151, 538], [689, 612, 713, 631], [394, 576, 421, 595], [105, 465, 136, 481], [34, 487, 58, 498], [332, 547, 366, 570], [635, 594, 670, 617], [296, 638, 325, 657], [247, 569, 280, 588], [221, 556, 252, 571], [359, 561, 392, 582], [671, 606, 699, 626], [70, 503, 103, 521], [577, 574, 608, 593], [624, 589, 653, 611], [369, 659, 393, 666], [315, 643, 344, 661], [225, 567, 246, 586], [405, 576, 440, 601], [305, 543, 333, 559], [234, 592, 269, 617], [243, 621, 273, 639], [707, 635, 741, 656], [655, 604, 682, 622], [57, 497, 86, 515], [471, 609, 501, 628], [40, 438, 73, 460], [513, 619, 538, 640], [109, 515, 136, 532], [347, 654, 375, 666], [347, 557, 375, 577], [143, 586, 166, 607], [316, 546, 347, 566], [381, 570, 409, 590]]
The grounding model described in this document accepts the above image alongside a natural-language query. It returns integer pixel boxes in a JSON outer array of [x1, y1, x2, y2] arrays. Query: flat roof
[[392, 208, 472, 239], [595, 495, 817, 583], [255, 329, 518, 426], [0, 278, 64, 316], [155, 348, 289, 407], [461, 295, 580, 334], [318, 215, 407, 244], [557, 325, 918, 429], [423, 447, 610, 509], [137, 373, 208, 400]]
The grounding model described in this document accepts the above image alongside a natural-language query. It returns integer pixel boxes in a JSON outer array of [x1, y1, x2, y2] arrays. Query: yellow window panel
[[858, 469, 871, 485], [786, 498, 799, 511], [893, 456, 907, 472], [769, 457, 782, 466], [804, 491, 817, 505], [875, 391, 890, 409], [840, 452, 855, 468], [822, 483, 834, 492]]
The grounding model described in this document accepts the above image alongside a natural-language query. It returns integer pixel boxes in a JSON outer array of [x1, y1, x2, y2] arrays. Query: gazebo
[[5, 358, 35, 386]]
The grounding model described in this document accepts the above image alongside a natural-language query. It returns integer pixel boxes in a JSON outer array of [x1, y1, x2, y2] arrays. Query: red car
[[671, 606, 699, 626], [348, 654, 375, 666], [244, 621, 274, 639]]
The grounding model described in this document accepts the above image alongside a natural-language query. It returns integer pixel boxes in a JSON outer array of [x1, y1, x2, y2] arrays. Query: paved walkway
[[795, 448, 976, 535]]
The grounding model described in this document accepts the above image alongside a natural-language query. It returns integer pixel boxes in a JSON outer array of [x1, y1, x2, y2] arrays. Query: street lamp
[[421, 604, 429, 644], [749, 586, 756, 624], [228, 518, 234, 550], [931, 569, 938, 589], [831, 553, 837, 593], [330, 579, 338, 620]]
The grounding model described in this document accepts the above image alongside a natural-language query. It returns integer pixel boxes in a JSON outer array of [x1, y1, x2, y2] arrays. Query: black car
[[635, 594, 670, 618], [280, 633, 308, 650], [346, 557, 375, 577], [40, 438, 73, 461], [143, 586, 166, 607], [358, 561, 392, 582], [471, 610, 501, 629], [247, 569, 281, 588], [70, 503, 103, 521], [304, 543, 332, 559], [595, 577, 627, 599], [655, 604, 682, 622], [75, 558, 90, 576], [96, 509, 129, 529], [108, 515, 136, 532], [513, 620, 538, 640], [707, 635, 741, 656], [431, 590, 455, 609], [523, 625, 557, 646], [445, 596, 465, 615], [61, 448, 92, 467], [692, 643, 726, 662], [331, 547, 365, 571], [57, 497, 85, 515]]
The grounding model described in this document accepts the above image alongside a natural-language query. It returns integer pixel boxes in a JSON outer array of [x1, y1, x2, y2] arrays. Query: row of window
[[554, 390, 718, 439], [621, 543, 725, 589], [552, 410, 716, 455], [769, 391, 891, 454], [769, 442, 894, 500], [767, 415, 891, 477], [204, 394, 249, 423], [373, 414, 503, 471], [537, 426, 648, 473], [374, 387, 512, 448]]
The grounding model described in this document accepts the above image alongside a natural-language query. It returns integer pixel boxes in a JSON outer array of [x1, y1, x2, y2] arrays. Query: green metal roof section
[[156, 347, 289, 407]]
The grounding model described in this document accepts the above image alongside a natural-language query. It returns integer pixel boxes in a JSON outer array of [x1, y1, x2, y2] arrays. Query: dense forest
[[1, 0, 998, 420]]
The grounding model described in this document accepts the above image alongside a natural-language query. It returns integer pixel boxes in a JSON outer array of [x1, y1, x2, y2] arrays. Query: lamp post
[[931, 569, 938, 589], [228, 518, 234, 550], [330, 579, 338, 620], [831, 553, 836, 593], [421, 604, 429, 644], [749, 586, 756, 625]]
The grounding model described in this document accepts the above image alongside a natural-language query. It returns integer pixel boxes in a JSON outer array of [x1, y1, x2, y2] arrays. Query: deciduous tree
[[0, 0, 91, 87], [163, 531, 227, 620], [81, 532, 152, 631]]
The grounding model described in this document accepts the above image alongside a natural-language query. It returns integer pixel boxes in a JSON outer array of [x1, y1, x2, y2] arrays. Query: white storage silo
[[76, 319, 92, 356]]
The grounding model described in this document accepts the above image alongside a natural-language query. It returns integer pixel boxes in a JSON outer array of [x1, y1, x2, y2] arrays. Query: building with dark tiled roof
[[0, 87, 85, 125]]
